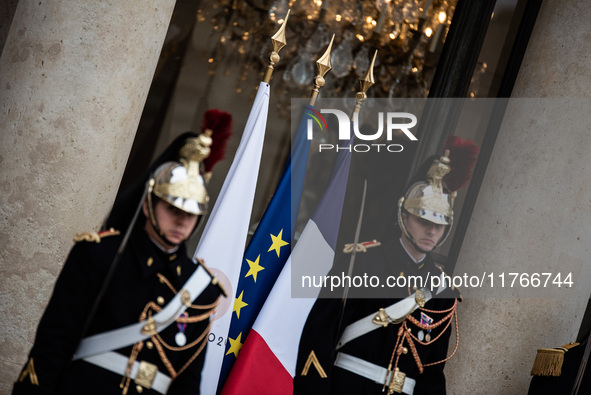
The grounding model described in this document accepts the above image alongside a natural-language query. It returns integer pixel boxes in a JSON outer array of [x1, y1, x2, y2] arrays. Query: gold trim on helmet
[[403, 186, 452, 225], [151, 162, 209, 216]]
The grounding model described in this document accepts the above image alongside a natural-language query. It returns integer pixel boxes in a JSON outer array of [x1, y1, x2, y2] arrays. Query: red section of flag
[[221, 330, 292, 395]]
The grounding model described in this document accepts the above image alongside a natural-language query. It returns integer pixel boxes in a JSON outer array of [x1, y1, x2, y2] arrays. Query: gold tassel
[[530, 348, 565, 377]]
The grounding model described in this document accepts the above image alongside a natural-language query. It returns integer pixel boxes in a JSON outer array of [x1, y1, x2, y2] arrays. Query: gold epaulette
[[73, 228, 120, 243], [530, 342, 580, 377], [343, 239, 381, 254]]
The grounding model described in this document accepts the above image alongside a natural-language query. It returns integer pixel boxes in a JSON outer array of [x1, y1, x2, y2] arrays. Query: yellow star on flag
[[268, 229, 289, 257], [233, 290, 248, 319], [245, 254, 264, 282], [226, 332, 243, 358]]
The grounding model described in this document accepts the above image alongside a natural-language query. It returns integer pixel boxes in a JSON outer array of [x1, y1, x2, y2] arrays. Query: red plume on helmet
[[442, 135, 479, 192], [201, 109, 233, 173]]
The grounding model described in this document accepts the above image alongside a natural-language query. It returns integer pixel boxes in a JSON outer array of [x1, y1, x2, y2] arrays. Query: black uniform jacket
[[13, 226, 221, 395], [294, 230, 460, 395]]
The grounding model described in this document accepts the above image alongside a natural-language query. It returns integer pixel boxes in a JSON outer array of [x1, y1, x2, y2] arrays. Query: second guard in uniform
[[295, 138, 477, 395]]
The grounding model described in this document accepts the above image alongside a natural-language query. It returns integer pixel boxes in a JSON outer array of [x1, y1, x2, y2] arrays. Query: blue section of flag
[[217, 106, 314, 390]]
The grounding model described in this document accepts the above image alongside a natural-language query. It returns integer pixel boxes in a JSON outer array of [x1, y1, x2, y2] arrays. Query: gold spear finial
[[262, 9, 290, 84], [309, 34, 335, 106], [351, 50, 377, 119]]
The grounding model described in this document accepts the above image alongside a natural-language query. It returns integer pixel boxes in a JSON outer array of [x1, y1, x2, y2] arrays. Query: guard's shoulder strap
[[74, 264, 213, 360], [337, 289, 432, 349]]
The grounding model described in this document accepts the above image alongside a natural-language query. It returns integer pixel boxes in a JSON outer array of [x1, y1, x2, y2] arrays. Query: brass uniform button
[[146, 341, 154, 349], [157, 296, 165, 305], [136, 385, 144, 393], [147, 257, 153, 267]]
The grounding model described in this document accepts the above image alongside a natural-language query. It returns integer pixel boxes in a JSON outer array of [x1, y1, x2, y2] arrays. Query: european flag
[[218, 105, 313, 390]]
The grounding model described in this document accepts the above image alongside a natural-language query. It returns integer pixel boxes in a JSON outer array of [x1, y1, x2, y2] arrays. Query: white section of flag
[[196, 82, 270, 395]]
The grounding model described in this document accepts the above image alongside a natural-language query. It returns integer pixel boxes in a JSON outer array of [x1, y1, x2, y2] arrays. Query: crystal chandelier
[[197, 0, 458, 111]]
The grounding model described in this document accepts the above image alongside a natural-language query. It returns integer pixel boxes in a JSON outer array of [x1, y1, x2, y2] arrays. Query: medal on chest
[[175, 312, 188, 346], [418, 312, 433, 342]]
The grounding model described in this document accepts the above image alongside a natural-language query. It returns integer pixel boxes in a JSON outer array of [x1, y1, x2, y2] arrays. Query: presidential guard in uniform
[[13, 111, 232, 395], [295, 137, 477, 395]]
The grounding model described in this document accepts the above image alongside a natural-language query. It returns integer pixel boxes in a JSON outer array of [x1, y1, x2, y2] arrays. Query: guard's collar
[[398, 237, 425, 264], [148, 234, 179, 254], [131, 228, 187, 281]]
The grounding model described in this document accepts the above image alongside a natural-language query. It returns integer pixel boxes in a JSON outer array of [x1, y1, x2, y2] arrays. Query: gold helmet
[[398, 151, 454, 248], [146, 132, 212, 238], [397, 135, 479, 249], [150, 134, 212, 213]]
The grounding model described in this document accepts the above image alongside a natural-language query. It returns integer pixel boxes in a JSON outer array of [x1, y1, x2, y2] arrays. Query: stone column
[[0, 0, 175, 391], [446, 0, 591, 394]]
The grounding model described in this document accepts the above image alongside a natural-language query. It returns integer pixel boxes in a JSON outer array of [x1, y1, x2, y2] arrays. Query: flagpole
[[262, 9, 290, 84], [335, 52, 378, 341], [351, 50, 377, 120], [309, 34, 335, 106], [199, 11, 292, 394]]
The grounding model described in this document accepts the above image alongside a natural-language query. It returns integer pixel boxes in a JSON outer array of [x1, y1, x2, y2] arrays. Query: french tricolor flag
[[221, 136, 352, 394]]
